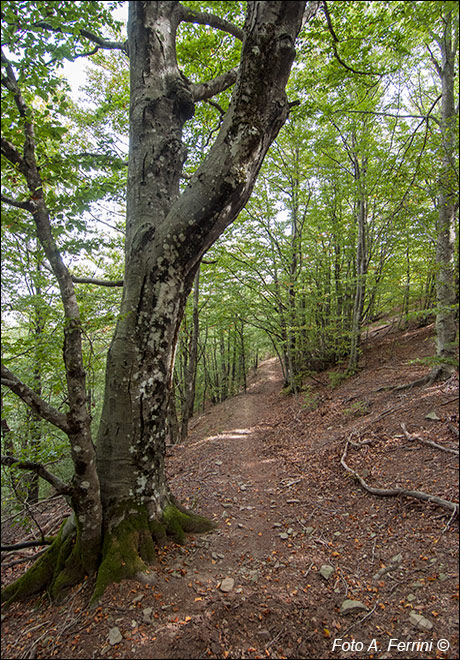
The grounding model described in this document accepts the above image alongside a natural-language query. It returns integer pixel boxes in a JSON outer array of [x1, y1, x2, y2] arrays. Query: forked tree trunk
[[95, 0, 309, 599], [2, 0, 310, 607]]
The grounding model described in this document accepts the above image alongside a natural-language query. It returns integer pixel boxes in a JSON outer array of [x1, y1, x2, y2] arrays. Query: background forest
[[1, 0, 458, 515]]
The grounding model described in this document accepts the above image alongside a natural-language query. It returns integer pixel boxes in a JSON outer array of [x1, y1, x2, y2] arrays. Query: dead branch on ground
[[400, 423, 459, 455], [340, 440, 458, 514]]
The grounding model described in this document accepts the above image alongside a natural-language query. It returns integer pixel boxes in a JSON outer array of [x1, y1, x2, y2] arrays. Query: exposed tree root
[[400, 423, 459, 455], [1, 516, 85, 607], [394, 365, 456, 391], [2, 501, 215, 608], [340, 440, 459, 515]]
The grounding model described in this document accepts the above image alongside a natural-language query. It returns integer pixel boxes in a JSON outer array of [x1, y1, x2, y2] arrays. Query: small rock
[[273, 522, 282, 528], [406, 594, 416, 602], [411, 581, 424, 589], [136, 571, 156, 585], [425, 411, 440, 421], [215, 460, 223, 466], [132, 594, 144, 604], [257, 629, 271, 640], [319, 565, 335, 580], [287, 527, 294, 535], [279, 532, 289, 540], [108, 627, 123, 645], [333, 531, 341, 537], [143, 607, 154, 623], [409, 611, 433, 631], [220, 577, 235, 593], [438, 573, 449, 582], [340, 600, 368, 615], [305, 526, 314, 535]]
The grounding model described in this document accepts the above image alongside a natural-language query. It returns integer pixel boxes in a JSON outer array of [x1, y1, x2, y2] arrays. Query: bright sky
[[62, 1, 128, 100]]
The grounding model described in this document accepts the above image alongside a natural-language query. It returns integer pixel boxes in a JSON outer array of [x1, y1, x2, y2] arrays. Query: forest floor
[[1, 321, 459, 660]]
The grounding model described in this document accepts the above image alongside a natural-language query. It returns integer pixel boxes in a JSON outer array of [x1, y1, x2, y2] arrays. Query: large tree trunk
[[93, 0, 308, 598], [1, 0, 309, 606]]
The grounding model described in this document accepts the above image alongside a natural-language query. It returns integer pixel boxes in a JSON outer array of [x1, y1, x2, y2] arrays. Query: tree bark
[[2, 0, 309, 605], [93, 0, 308, 596], [180, 269, 200, 441], [432, 10, 458, 378]]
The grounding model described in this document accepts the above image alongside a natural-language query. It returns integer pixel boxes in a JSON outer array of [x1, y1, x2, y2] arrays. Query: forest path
[[2, 325, 458, 660], [168, 356, 290, 565]]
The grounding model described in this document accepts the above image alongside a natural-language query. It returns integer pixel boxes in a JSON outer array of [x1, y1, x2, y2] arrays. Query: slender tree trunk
[[348, 194, 368, 373], [432, 10, 458, 378], [180, 269, 200, 440]]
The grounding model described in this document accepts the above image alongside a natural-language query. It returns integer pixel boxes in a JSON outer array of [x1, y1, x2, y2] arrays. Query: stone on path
[[108, 627, 123, 645], [319, 565, 335, 580], [220, 577, 235, 593], [340, 599, 368, 615], [409, 611, 433, 631]]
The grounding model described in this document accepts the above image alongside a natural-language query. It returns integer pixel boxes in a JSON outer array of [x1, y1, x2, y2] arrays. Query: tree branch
[[400, 423, 459, 456], [1, 136, 25, 170], [321, 1, 383, 78], [341, 440, 458, 514], [191, 67, 239, 102], [34, 21, 128, 55], [1, 454, 72, 496], [71, 275, 123, 287], [1, 539, 53, 553], [1, 192, 33, 211], [179, 7, 244, 41], [1, 364, 71, 434]]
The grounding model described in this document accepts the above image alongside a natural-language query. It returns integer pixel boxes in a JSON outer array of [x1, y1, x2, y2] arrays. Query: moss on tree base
[[92, 501, 215, 603], [1, 501, 215, 608], [1, 518, 87, 607]]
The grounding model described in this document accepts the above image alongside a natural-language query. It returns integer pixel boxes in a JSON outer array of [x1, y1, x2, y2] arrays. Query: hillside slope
[[1, 323, 458, 659]]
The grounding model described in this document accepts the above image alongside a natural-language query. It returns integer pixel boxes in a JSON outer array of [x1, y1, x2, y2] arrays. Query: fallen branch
[[340, 441, 458, 514], [342, 603, 378, 635], [400, 423, 459, 456], [1, 548, 48, 569], [1, 538, 53, 553]]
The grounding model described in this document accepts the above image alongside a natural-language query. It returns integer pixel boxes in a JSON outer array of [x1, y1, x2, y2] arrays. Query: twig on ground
[[342, 603, 378, 635], [439, 507, 458, 537], [1, 547, 48, 568], [265, 629, 283, 650], [446, 422, 459, 438]]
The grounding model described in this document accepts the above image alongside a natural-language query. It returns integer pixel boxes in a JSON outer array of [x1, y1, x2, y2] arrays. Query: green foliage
[[327, 371, 350, 389]]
